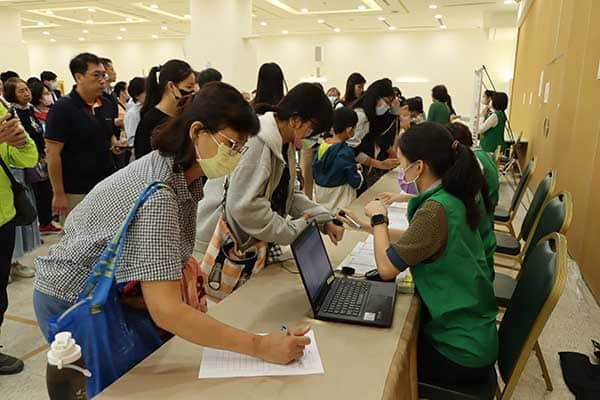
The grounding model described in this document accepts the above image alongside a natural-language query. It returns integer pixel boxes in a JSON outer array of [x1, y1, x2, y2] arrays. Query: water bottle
[[46, 332, 91, 400]]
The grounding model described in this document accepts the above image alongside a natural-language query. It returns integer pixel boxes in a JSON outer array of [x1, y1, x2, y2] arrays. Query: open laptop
[[291, 223, 397, 328]]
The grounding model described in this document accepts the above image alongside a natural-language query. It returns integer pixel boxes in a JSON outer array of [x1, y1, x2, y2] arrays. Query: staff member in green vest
[[447, 121, 498, 279], [426, 85, 451, 124], [478, 91, 508, 153], [342, 122, 497, 386]]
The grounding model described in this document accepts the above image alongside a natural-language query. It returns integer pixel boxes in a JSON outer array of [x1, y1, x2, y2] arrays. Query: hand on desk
[[377, 192, 413, 206], [257, 326, 312, 364], [365, 200, 387, 218], [324, 221, 344, 245]]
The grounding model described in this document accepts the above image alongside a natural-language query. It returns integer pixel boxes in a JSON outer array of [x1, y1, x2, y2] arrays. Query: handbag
[[24, 157, 49, 184], [0, 155, 37, 226], [46, 181, 169, 398], [200, 178, 268, 301]]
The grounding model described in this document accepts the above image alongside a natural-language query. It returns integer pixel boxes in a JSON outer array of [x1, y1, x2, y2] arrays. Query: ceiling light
[[50, 38, 56, 42], [281, 30, 289, 34], [317, 19, 325, 24], [21, 40, 26, 44], [184, 14, 191, 19], [388, 26, 396, 31], [333, 27, 341, 32], [358, 5, 366, 10], [260, 21, 268, 26], [301, 8, 309, 13], [152, 34, 158, 39], [42, 31, 50, 35], [377, 16, 385, 21], [37, 21, 44, 27], [440, 24, 447, 29], [116, 36, 123, 40], [88, 8, 96, 12], [120, 27, 127, 32], [78, 37, 85, 41], [429, 4, 438, 9], [161, 25, 168, 30], [252, 13, 256, 18], [435, 14, 443, 19], [46, 10, 54, 15], [86, 19, 93, 24], [504, 0, 514, 3], [126, 17, 134, 22], [82, 29, 89, 33], [150, 4, 159, 9]]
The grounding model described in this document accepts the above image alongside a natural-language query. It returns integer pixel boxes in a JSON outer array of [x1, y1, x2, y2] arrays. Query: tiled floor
[[1, 181, 598, 399]]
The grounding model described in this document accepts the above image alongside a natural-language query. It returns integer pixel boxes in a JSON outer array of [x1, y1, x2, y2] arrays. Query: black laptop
[[291, 223, 397, 328]]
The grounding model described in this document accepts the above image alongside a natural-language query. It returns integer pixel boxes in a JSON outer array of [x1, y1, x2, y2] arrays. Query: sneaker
[[10, 262, 35, 279], [0, 350, 24, 375], [39, 223, 62, 234]]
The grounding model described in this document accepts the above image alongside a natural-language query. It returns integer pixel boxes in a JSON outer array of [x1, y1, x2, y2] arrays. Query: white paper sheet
[[387, 202, 409, 231], [198, 330, 324, 379], [338, 235, 378, 275]]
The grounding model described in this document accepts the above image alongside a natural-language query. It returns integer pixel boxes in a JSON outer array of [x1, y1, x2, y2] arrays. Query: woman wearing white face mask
[[194, 83, 343, 264], [34, 82, 312, 366]]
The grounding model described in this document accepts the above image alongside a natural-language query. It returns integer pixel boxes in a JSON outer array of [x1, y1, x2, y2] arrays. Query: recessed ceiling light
[[377, 16, 385, 21], [42, 31, 50, 35], [161, 25, 168, 30], [46, 10, 54, 15], [301, 8, 309, 13], [78, 37, 85, 41], [150, 4, 159, 9], [282, 30, 289, 34], [86, 19, 93, 24], [435, 14, 443, 19], [429, 4, 438, 9], [333, 27, 341, 32], [88, 8, 96, 12], [126, 17, 134, 22], [184, 14, 191, 19], [152, 34, 158, 39], [358, 5, 366, 10], [37, 21, 44, 27], [120, 27, 127, 32], [21, 39, 26, 44], [388, 26, 396, 31], [116, 36, 123, 40], [82, 29, 89, 33], [504, 0, 514, 4], [50, 38, 56, 42], [260, 21, 268, 26], [317, 19, 325, 24], [440, 24, 447, 29]]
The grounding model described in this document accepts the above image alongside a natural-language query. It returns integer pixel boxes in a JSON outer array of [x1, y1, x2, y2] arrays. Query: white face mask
[[50, 81, 59, 91], [328, 95, 338, 105], [376, 103, 390, 116]]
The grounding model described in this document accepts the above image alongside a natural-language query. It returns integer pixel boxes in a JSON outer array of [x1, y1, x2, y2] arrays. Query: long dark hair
[[141, 59, 193, 116], [29, 80, 46, 107], [252, 62, 286, 107], [343, 72, 366, 105], [350, 78, 394, 122], [152, 82, 259, 172], [254, 82, 333, 135], [399, 122, 488, 229]]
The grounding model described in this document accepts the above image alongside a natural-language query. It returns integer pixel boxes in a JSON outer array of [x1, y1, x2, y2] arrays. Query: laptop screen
[[292, 223, 334, 306]]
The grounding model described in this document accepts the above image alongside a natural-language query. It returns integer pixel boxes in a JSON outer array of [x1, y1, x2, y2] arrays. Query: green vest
[[407, 185, 498, 368], [480, 111, 506, 152], [427, 101, 451, 125], [474, 150, 499, 278]]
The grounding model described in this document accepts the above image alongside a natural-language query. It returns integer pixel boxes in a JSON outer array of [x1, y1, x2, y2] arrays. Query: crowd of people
[[0, 53, 509, 390]]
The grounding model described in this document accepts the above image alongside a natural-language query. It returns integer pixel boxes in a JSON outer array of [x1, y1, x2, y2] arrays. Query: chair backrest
[[522, 191, 572, 260], [498, 233, 567, 399], [509, 157, 536, 214], [519, 170, 556, 241]]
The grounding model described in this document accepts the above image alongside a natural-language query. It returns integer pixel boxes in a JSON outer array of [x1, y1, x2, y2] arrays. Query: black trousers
[[418, 335, 492, 386], [0, 219, 16, 328], [31, 179, 53, 226]]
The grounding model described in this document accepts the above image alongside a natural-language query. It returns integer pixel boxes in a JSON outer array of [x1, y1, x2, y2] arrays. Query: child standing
[[313, 107, 364, 211]]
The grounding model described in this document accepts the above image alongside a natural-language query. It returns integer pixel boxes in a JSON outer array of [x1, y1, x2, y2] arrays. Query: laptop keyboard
[[322, 279, 370, 317]]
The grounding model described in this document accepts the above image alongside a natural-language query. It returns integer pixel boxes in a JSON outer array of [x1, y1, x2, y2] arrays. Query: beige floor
[[0, 180, 598, 399]]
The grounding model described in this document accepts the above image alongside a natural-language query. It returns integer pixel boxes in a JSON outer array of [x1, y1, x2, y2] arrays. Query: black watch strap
[[370, 214, 389, 227]]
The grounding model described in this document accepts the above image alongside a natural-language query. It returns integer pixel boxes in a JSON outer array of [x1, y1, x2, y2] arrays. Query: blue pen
[[279, 325, 290, 336]]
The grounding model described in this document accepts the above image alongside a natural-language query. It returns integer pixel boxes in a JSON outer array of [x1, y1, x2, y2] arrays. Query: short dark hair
[[69, 52, 101, 79], [332, 107, 358, 134], [446, 122, 474, 147], [27, 77, 42, 86], [4, 77, 27, 103], [484, 90, 495, 98], [128, 77, 145, 102], [492, 92, 509, 111], [432, 85, 449, 102], [1, 71, 19, 84], [197, 68, 222, 87], [113, 81, 127, 98], [99, 57, 113, 67], [407, 96, 424, 114], [152, 82, 260, 172], [40, 71, 57, 82], [255, 82, 333, 135], [29, 80, 47, 107]]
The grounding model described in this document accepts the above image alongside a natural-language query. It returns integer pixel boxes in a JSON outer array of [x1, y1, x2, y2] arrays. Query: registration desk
[[97, 171, 420, 400]]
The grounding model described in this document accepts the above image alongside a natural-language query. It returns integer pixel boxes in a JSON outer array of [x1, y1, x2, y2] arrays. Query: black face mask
[[177, 87, 194, 98]]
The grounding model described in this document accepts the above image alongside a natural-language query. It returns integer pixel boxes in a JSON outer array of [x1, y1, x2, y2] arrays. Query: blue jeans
[[33, 289, 72, 342]]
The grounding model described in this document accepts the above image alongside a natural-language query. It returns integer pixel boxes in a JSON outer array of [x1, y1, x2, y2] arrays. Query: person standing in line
[[197, 68, 222, 89], [124, 77, 146, 154], [40, 71, 62, 104], [340, 72, 366, 107], [478, 92, 508, 153]]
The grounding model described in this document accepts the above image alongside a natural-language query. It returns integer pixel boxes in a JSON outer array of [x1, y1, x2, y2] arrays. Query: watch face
[[371, 214, 387, 226]]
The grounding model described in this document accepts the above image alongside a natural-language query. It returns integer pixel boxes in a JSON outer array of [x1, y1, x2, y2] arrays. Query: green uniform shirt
[[407, 185, 498, 368], [426, 101, 451, 125], [480, 111, 506, 152], [475, 149, 499, 278]]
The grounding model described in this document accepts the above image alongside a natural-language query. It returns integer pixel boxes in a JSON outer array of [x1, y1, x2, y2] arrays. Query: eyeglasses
[[215, 132, 248, 154], [88, 72, 109, 81]]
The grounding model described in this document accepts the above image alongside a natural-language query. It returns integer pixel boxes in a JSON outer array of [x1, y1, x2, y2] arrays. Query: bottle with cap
[[46, 331, 91, 400]]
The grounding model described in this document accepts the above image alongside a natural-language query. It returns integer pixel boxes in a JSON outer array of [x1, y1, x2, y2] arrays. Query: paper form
[[198, 330, 324, 379], [387, 202, 409, 231]]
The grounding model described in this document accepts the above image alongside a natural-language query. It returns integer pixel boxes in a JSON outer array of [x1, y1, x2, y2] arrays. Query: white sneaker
[[10, 262, 35, 279]]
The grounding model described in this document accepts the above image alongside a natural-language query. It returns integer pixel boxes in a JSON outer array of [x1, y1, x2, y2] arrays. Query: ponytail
[[140, 65, 161, 117], [140, 59, 194, 117]]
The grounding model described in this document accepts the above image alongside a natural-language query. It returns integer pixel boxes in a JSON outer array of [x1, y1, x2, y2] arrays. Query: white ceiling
[[0, 0, 519, 43]]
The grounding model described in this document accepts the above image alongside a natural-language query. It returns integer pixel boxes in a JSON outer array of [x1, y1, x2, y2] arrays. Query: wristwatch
[[370, 214, 389, 228]]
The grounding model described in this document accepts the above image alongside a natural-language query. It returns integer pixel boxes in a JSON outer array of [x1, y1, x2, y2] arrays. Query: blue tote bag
[[47, 181, 168, 398]]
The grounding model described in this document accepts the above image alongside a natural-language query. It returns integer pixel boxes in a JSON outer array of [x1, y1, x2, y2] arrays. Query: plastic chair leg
[[534, 340, 553, 392]]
